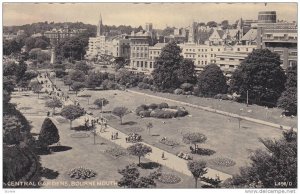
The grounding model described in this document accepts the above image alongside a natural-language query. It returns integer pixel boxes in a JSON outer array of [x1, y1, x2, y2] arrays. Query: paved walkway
[[127, 89, 297, 131]]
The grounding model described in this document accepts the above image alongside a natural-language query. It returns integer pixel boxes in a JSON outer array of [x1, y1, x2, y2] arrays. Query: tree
[[24, 37, 36, 51], [187, 160, 208, 188], [118, 163, 156, 188], [45, 97, 63, 115], [56, 36, 87, 60], [146, 122, 153, 135], [112, 107, 128, 124], [34, 38, 49, 49], [15, 60, 27, 83], [152, 42, 184, 90], [93, 98, 109, 110], [71, 82, 85, 96], [69, 70, 86, 82], [178, 58, 196, 84], [197, 64, 227, 97], [230, 49, 286, 106], [161, 26, 175, 36], [182, 132, 207, 151], [221, 20, 229, 30], [63, 75, 73, 91], [277, 64, 297, 115], [75, 61, 92, 74], [228, 129, 297, 188], [127, 143, 152, 165], [38, 117, 60, 147], [61, 105, 85, 130], [118, 164, 140, 188], [3, 115, 22, 145], [3, 39, 22, 55], [207, 21, 218, 28], [85, 72, 105, 89], [30, 80, 43, 98]]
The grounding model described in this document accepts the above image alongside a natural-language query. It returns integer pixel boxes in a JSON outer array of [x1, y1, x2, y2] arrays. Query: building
[[44, 24, 86, 43], [145, 23, 153, 32], [256, 11, 297, 69], [128, 30, 152, 72]]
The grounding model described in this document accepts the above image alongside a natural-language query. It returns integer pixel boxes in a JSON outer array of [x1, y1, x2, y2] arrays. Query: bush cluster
[[157, 173, 181, 184], [68, 167, 96, 179], [209, 157, 236, 167], [136, 103, 188, 119]]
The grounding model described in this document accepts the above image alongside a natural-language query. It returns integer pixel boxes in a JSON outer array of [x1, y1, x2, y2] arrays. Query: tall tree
[[187, 160, 208, 188], [93, 98, 109, 110], [178, 58, 196, 84], [197, 64, 228, 97], [152, 42, 183, 91], [3, 115, 22, 145], [30, 80, 43, 98], [38, 117, 60, 147], [207, 21, 218, 28], [71, 82, 85, 96], [228, 129, 297, 188], [61, 105, 85, 130], [230, 49, 286, 106], [182, 132, 207, 151], [45, 97, 63, 115], [277, 64, 297, 115], [127, 143, 152, 165], [112, 107, 128, 124]]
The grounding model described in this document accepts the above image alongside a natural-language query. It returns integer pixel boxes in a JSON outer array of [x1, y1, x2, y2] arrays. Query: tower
[[97, 13, 103, 36]]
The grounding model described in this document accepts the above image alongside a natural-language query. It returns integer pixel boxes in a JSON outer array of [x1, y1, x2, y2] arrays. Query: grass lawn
[[67, 88, 284, 176], [11, 91, 194, 188], [129, 88, 297, 128]]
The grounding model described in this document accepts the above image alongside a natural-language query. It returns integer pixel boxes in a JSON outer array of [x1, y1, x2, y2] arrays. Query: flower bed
[[70, 132, 90, 138], [157, 173, 181, 184], [136, 103, 188, 119], [209, 157, 236, 167], [159, 138, 179, 147], [105, 146, 127, 158], [68, 167, 96, 179]]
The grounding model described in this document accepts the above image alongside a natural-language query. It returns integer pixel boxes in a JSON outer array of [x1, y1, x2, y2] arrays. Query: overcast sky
[[3, 2, 298, 28]]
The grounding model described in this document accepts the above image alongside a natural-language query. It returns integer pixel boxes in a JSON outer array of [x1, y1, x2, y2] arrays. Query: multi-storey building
[[128, 31, 152, 73], [255, 10, 297, 69], [44, 24, 86, 43]]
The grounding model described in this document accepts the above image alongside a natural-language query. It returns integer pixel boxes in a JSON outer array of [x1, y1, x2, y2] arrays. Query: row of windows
[[220, 58, 244, 61], [135, 61, 156, 68], [149, 51, 160, 55], [132, 53, 148, 58], [219, 64, 235, 68], [133, 46, 148, 51], [185, 54, 216, 58], [197, 61, 208, 65]]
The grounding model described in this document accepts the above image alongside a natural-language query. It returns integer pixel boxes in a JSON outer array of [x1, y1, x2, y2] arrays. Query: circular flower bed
[[209, 157, 236, 167], [159, 138, 179, 147], [157, 173, 181, 184], [68, 167, 96, 179], [70, 132, 90, 138]]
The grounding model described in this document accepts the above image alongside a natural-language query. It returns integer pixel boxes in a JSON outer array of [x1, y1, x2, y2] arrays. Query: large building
[[44, 24, 86, 43], [256, 11, 297, 69]]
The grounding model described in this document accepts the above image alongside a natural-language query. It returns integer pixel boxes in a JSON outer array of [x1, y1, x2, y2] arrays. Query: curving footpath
[[127, 89, 297, 132]]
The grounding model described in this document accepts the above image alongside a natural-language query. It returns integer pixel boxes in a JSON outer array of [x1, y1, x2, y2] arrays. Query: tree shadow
[[193, 148, 216, 156], [72, 125, 92, 131], [122, 121, 137, 126], [40, 167, 59, 179], [138, 162, 161, 169], [50, 145, 72, 152]]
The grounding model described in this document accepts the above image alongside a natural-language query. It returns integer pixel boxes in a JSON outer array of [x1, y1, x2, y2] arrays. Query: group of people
[[177, 152, 193, 160], [125, 133, 142, 143], [111, 132, 118, 140]]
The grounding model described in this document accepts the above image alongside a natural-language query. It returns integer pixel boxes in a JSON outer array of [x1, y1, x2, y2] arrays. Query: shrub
[[158, 102, 169, 109], [138, 82, 150, 89], [139, 110, 151, 117], [160, 138, 179, 147], [214, 94, 230, 100], [148, 103, 158, 110], [174, 88, 184, 95], [177, 109, 188, 117], [38, 118, 60, 146], [180, 83, 194, 91], [209, 157, 236, 167]]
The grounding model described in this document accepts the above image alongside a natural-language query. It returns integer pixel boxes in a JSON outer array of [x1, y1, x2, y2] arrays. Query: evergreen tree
[[39, 117, 60, 146], [197, 64, 228, 96], [277, 64, 297, 115], [230, 49, 286, 106], [152, 42, 184, 91]]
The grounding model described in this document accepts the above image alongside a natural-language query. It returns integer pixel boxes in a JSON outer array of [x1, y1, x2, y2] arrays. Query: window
[[246, 48, 248, 52], [205, 61, 207, 65], [137, 47, 139, 50], [145, 54, 147, 58], [193, 49, 195, 52], [141, 61, 143, 68], [150, 62, 152, 68], [211, 48, 213, 51], [229, 65, 235, 68], [229, 58, 234, 61], [150, 51, 152, 54], [198, 61, 200, 65], [145, 62, 148, 68], [220, 58, 225, 61], [141, 47, 143, 50], [218, 49, 220, 51], [205, 49, 207, 52], [145, 47, 147, 50], [220, 64, 225, 67], [205, 55, 207, 58], [201, 61, 204, 65], [198, 49, 200, 52], [237, 48, 240, 51], [137, 61, 140, 67], [211, 54, 213, 57], [137, 53, 139, 57], [141, 53, 143, 58], [186, 49, 188, 51], [132, 53, 135, 57]]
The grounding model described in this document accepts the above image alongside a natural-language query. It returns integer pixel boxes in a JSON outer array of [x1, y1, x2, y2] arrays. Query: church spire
[[97, 13, 103, 36]]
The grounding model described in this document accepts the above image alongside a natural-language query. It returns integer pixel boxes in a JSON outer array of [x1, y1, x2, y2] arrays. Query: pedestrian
[[115, 132, 118, 139], [47, 111, 50, 117], [162, 152, 165, 159], [111, 133, 113, 140]]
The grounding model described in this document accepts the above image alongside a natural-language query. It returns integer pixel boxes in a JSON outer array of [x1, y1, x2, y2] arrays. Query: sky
[[3, 2, 298, 29]]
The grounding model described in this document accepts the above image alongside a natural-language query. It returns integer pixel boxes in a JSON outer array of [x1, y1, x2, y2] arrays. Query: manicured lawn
[[11, 91, 194, 188], [67, 89, 283, 176], [130, 88, 297, 128]]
